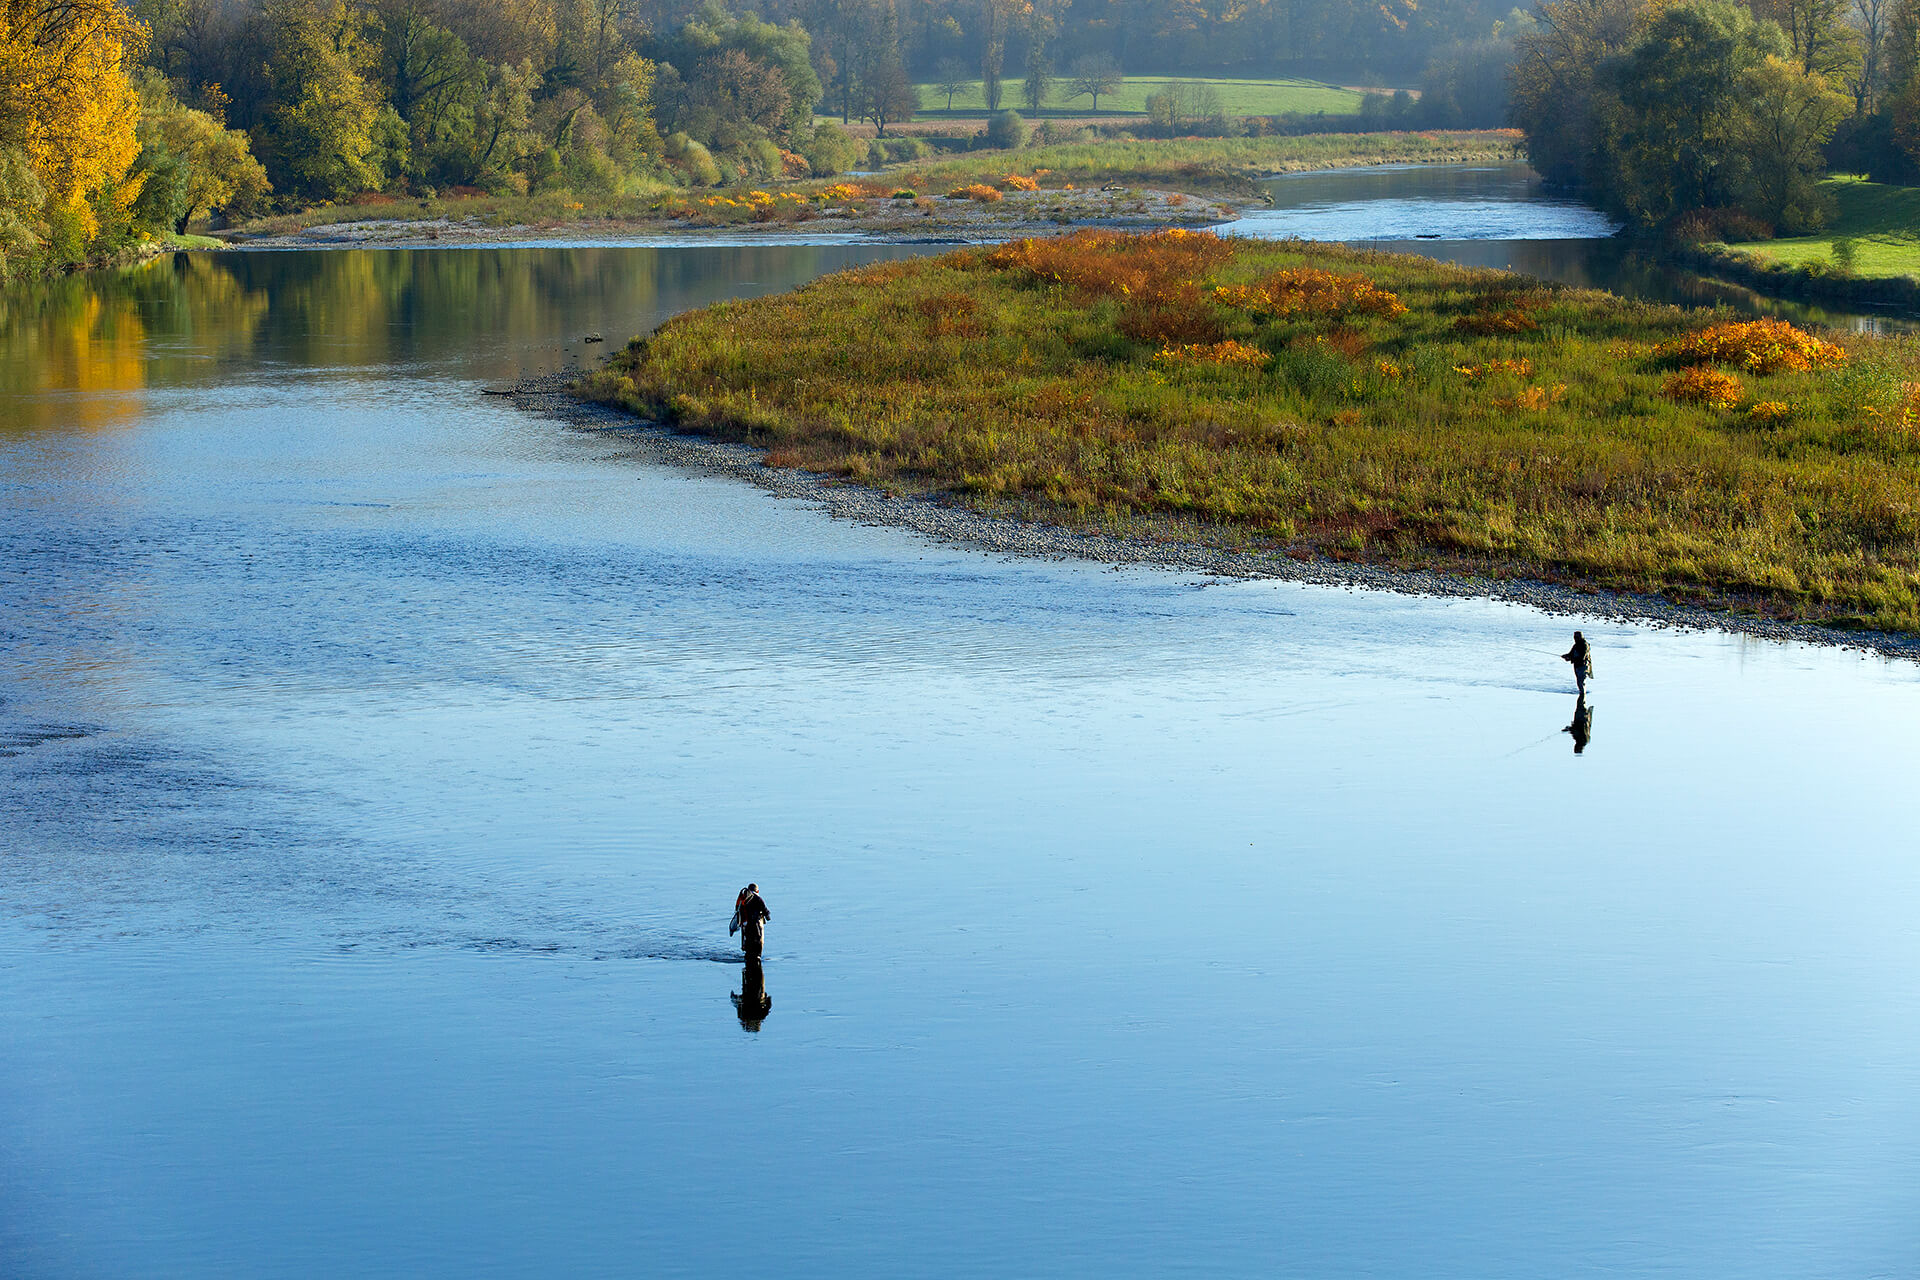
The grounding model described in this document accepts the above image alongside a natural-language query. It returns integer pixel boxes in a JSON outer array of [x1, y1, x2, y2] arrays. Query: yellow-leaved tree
[[0, 0, 148, 271]]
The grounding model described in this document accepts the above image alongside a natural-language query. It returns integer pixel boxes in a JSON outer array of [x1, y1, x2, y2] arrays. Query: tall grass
[[581, 230, 1920, 632]]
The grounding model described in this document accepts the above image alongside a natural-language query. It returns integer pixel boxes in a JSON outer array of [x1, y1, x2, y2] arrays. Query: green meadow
[[1724, 176, 1920, 279], [913, 75, 1366, 117]]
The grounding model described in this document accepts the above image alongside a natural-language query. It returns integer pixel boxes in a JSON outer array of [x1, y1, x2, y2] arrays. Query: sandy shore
[[505, 373, 1920, 662]]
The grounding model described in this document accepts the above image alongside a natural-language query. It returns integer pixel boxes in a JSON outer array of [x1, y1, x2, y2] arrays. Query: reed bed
[[582, 231, 1920, 632]]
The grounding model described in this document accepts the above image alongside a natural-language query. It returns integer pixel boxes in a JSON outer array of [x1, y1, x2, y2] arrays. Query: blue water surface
[[3, 238, 1918, 1279]]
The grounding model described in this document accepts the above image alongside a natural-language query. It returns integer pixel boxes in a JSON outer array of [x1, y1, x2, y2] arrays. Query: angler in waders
[[1562, 631, 1593, 696], [729, 883, 770, 959]]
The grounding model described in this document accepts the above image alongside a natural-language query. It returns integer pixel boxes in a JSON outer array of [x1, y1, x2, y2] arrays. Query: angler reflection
[[732, 958, 772, 1031], [1564, 694, 1594, 755]]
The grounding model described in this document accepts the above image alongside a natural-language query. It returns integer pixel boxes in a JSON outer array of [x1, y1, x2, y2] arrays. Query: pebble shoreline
[[508, 373, 1920, 663]]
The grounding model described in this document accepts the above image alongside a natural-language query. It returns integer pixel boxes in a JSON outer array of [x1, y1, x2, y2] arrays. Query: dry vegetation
[[582, 230, 1920, 632]]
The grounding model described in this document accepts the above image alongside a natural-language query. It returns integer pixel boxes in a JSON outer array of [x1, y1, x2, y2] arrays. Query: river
[[3, 174, 1919, 1279], [1226, 162, 1914, 330]]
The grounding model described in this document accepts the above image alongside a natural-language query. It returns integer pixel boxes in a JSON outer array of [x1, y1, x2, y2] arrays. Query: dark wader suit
[[738, 892, 770, 959]]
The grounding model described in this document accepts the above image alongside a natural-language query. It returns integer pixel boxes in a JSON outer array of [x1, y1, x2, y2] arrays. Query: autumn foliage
[[589, 232, 1920, 632], [983, 228, 1237, 300], [1656, 319, 1847, 374], [1213, 267, 1408, 319], [1661, 366, 1746, 408], [1, 0, 146, 266]]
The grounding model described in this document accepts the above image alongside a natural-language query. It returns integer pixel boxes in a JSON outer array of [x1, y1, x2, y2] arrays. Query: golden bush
[[1214, 268, 1406, 320], [1656, 319, 1846, 374], [1662, 366, 1745, 408]]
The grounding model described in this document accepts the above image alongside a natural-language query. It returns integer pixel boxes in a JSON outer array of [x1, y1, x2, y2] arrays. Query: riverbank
[[516, 371, 1920, 659], [1672, 176, 1920, 317], [575, 231, 1920, 640], [221, 131, 1520, 249]]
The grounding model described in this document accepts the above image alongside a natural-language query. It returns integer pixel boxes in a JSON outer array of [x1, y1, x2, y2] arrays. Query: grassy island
[[582, 231, 1920, 632]]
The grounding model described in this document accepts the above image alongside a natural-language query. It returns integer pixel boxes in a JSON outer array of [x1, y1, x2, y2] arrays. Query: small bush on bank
[[1662, 366, 1746, 408], [985, 110, 1028, 150]]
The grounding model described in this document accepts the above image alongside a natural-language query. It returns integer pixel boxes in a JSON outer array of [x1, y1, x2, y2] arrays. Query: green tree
[[0, 148, 48, 281], [1598, 1, 1787, 227], [135, 80, 272, 230], [1751, 0, 1861, 77], [1736, 54, 1851, 229], [1509, 0, 1643, 187], [258, 0, 390, 199], [1020, 36, 1052, 110]]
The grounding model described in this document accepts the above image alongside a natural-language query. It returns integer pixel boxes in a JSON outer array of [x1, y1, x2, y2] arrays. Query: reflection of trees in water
[[226, 246, 909, 378], [1, 245, 923, 430], [0, 254, 270, 432]]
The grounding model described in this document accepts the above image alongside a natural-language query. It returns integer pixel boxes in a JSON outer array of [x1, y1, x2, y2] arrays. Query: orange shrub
[[1656, 318, 1847, 373], [984, 229, 1237, 304], [1863, 382, 1920, 436], [1454, 359, 1533, 379], [1494, 383, 1568, 411], [779, 149, 811, 177], [1155, 340, 1268, 368], [1117, 289, 1225, 346], [1456, 307, 1538, 335], [1663, 366, 1745, 408], [1001, 174, 1040, 191], [1214, 268, 1406, 320], [1746, 400, 1793, 423], [949, 184, 1003, 202], [916, 292, 988, 338]]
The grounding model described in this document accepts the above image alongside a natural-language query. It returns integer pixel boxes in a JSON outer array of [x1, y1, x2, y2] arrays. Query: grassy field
[[916, 75, 1365, 117], [583, 230, 1920, 632], [897, 130, 1521, 192], [1724, 176, 1920, 278]]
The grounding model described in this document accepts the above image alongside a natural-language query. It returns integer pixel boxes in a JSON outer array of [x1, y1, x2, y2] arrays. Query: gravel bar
[[507, 372, 1920, 662]]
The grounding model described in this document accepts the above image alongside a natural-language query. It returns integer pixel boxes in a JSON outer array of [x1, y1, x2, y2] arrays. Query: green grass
[[895, 130, 1522, 193], [1724, 175, 1920, 278], [916, 75, 1365, 117], [582, 231, 1920, 632]]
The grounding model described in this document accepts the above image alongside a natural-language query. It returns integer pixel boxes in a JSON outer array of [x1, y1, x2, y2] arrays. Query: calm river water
[[3, 192, 1919, 1278], [1228, 163, 1913, 329]]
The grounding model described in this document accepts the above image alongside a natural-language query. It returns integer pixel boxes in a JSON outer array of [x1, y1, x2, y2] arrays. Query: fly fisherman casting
[[1562, 631, 1593, 696]]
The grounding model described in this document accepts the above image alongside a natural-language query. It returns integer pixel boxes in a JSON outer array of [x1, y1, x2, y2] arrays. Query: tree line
[[1507, 0, 1920, 234], [0, 0, 1678, 282]]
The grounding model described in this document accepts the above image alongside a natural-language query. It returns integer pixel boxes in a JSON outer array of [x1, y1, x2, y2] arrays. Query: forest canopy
[[8, 0, 1918, 277]]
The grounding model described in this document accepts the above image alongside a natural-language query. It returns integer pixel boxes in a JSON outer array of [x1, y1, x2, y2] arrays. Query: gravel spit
[[507, 373, 1920, 662]]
